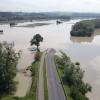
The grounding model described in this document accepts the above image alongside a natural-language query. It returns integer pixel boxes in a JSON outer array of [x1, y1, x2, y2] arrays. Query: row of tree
[[0, 42, 19, 97], [56, 52, 92, 100]]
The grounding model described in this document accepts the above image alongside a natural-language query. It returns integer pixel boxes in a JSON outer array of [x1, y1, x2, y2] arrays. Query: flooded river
[[0, 19, 100, 100]]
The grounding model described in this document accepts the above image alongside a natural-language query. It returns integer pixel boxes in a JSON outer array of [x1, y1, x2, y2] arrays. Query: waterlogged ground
[[0, 20, 100, 99], [0, 24, 35, 97]]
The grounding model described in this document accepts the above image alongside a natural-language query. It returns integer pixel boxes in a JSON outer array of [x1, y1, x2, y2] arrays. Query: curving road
[[45, 48, 66, 100]]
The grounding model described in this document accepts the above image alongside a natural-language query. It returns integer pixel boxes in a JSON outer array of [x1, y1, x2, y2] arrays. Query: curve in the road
[[45, 48, 66, 100]]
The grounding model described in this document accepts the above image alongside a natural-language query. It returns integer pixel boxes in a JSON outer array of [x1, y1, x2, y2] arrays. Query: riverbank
[[1, 52, 40, 100], [55, 52, 92, 100], [0, 20, 30, 25], [16, 23, 51, 28], [14, 50, 34, 97]]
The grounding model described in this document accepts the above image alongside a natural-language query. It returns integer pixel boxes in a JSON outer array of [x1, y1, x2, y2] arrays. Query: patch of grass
[[43, 58, 48, 100], [24, 61, 39, 100]]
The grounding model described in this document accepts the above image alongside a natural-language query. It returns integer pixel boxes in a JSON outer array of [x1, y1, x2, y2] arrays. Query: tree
[[30, 34, 43, 51], [70, 20, 95, 37], [56, 51, 92, 100], [0, 42, 19, 95]]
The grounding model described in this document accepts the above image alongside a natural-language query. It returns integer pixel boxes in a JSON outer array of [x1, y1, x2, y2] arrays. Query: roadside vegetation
[[17, 34, 44, 100], [18, 51, 41, 100], [43, 58, 48, 100], [0, 42, 19, 99], [1, 33, 43, 100], [55, 51, 92, 100], [71, 19, 100, 37], [1, 51, 41, 100]]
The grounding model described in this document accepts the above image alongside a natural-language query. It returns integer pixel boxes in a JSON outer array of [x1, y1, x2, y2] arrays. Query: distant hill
[[0, 12, 70, 21], [0, 12, 100, 22], [38, 12, 100, 18], [70, 12, 100, 18]]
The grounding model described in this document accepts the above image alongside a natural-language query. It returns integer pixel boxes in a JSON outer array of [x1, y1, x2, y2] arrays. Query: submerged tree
[[30, 34, 43, 51], [0, 42, 19, 95]]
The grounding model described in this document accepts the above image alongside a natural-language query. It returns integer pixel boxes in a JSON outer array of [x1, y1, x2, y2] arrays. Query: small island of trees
[[70, 19, 100, 37]]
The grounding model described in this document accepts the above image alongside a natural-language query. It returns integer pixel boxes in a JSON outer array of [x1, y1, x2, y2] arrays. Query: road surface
[[38, 52, 46, 100], [45, 48, 66, 100]]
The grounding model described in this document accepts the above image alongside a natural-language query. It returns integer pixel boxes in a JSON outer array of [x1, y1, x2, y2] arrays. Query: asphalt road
[[45, 48, 66, 100], [38, 52, 46, 100]]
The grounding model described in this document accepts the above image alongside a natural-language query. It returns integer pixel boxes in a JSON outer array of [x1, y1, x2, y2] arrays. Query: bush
[[0, 42, 19, 95], [56, 52, 92, 100], [70, 86, 89, 100]]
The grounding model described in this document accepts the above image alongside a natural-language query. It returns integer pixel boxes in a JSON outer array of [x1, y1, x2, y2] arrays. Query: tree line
[[56, 52, 92, 100], [0, 42, 20, 97]]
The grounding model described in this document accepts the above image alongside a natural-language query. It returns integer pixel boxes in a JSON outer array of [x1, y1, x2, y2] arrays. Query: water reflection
[[70, 36, 94, 43]]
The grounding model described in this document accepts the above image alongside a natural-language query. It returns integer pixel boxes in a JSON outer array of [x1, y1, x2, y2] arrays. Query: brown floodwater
[[0, 20, 100, 99]]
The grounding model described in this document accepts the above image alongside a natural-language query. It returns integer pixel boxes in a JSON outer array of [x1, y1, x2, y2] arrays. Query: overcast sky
[[1, 0, 100, 12]]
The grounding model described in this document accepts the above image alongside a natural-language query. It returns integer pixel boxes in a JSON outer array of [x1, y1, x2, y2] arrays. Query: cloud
[[0, 0, 100, 12]]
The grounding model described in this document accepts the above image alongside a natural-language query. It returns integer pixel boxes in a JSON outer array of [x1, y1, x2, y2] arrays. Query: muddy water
[[0, 24, 34, 97], [0, 20, 100, 99]]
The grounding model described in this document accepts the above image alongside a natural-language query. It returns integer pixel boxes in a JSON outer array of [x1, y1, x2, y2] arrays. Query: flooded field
[[0, 19, 100, 100]]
